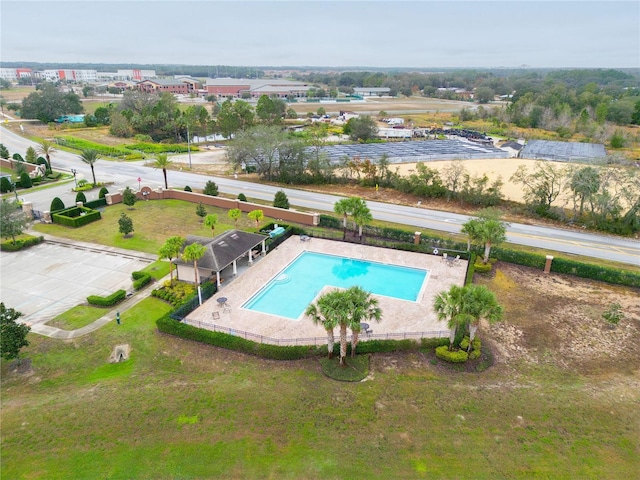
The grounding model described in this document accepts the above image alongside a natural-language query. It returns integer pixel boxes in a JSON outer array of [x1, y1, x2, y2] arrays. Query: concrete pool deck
[[185, 236, 467, 345]]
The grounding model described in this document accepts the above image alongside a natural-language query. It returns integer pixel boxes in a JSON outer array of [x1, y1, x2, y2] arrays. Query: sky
[[1, 0, 638, 69]]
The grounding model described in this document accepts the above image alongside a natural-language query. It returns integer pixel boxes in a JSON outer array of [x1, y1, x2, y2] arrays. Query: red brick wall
[[106, 187, 319, 226]]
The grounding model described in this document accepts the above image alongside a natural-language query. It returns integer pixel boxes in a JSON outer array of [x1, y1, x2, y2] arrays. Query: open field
[[1, 262, 638, 479]]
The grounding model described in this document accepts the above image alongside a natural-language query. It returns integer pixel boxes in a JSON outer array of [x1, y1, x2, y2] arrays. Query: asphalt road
[[2, 126, 638, 266]]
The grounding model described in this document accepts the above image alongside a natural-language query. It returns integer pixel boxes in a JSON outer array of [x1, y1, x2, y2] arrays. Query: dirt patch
[[475, 263, 640, 376]]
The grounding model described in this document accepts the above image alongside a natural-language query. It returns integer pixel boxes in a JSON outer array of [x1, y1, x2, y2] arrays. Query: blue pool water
[[243, 251, 428, 320]]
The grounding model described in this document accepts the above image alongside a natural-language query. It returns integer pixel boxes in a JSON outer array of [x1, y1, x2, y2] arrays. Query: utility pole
[[187, 123, 192, 169]]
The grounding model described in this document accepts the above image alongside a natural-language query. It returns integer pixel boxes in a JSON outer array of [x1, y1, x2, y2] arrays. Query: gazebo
[[175, 230, 268, 287]]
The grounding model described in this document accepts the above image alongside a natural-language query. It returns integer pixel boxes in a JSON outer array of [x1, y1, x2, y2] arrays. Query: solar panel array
[[520, 140, 607, 162], [316, 139, 509, 164]]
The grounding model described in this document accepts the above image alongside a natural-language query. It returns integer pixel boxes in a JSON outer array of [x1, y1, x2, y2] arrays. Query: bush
[[124, 143, 195, 154], [459, 336, 481, 352], [0, 235, 44, 252], [184, 185, 192, 192], [98, 187, 109, 198], [273, 190, 290, 209], [132, 271, 152, 290], [75, 192, 87, 203], [52, 206, 102, 227], [203, 180, 219, 196], [318, 214, 342, 229], [87, 289, 126, 307], [0, 177, 12, 193], [473, 262, 492, 273], [435, 345, 469, 363], [50, 197, 65, 212], [84, 198, 107, 209], [238, 193, 247, 202], [19, 172, 32, 188]]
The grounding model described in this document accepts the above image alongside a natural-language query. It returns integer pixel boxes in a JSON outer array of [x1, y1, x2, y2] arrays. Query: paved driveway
[[0, 239, 155, 325]]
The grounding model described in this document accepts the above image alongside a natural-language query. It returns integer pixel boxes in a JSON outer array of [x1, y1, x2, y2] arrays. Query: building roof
[[520, 140, 606, 162], [353, 87, 390, 93], [501, 141, 524, 150], [205, 78, 308, 89], [177, 230, 267, 273], [138, 79, 186, 87]]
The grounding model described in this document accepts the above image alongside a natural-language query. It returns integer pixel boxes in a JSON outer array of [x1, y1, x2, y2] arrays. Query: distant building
[[117, 69, 157, 81], [353, 87, 391, 97], [41, 69, 97, 82], [205, 78, 310, 98]]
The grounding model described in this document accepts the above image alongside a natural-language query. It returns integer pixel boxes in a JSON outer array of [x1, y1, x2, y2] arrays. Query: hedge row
[[124, 143, 198, 154], [84, 198, 107, 209], [435, 345, 468, 363], [87, 289, 126, 307], [52, 206, 101, 228], [0, 236, 44, 252], [55, 137, 144, 160], [132, 271, 151, 290]]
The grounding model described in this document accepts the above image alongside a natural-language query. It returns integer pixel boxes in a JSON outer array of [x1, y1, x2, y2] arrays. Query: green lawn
[[1, 295, 637, 479], [46, 305, 110, 330], [33, 199, 272, 254]]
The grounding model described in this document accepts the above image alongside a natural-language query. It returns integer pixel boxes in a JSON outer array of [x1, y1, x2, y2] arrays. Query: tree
[[228, 208, 242, 228], [94, 106, 111, 125], [0, 177, 11, 193], [256, 95, 285, 124], [158, 236, 185, 286], [204, 214, 219, 237], [569, 166, 600, 216], [118, 212, 134, 237], [25, 146, 37, 164], [0, 303, 30, 362], [475, 86, 495, 104], [0, 199, 27, 244], [247, 209, 264, 229], [78, 149, 100, 185], [273, 190, 289, 209], [305, 293, 341, 358], [334, 198, 354, 230], [433, 285, 469, 350], [346, 286, 382, 358], [36, 140, 57, 173], [351, 197, 372, 238], [461, 208, 508, 264], [153, 153, 172, 189], [461, 285, 503, 350], [344, 115, 378, 142], [182, 242, 207, 305], [510, 161, 568, 213], [122, 186, 137, 209], [21, 83, 83, 123], [196, 202, 207, 220], [216, 99, 255, 138], [203, 180, 219, 196], [50, 197, 65, 212], [0, 143, 9, 159]]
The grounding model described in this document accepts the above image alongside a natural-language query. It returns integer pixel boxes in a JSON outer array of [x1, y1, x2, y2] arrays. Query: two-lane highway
[[2, 126, 638, 266]]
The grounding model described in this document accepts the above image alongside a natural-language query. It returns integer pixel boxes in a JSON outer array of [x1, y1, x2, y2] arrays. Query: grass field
[[2, 286, 638, 479], [32, 199, 273, 254]]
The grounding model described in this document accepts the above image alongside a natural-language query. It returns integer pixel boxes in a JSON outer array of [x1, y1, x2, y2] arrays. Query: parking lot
[[0, 239, 155, 326]]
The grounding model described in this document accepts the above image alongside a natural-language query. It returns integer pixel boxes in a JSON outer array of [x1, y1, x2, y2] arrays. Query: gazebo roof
[[177, 230, 267, 272]]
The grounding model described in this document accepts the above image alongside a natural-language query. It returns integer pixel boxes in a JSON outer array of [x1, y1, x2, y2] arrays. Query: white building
[[117, 69, 157, 81], [41, 69, 97, 82]]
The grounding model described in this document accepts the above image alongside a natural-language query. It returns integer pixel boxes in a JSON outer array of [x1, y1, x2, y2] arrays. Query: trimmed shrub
[[87, 289, 126, 307], [459, 336, 481, 352], [75, 192, 87, 203], [52, 206, 101, 227], [184, 185, 192, 192], [238, 193, 247, 202], [473, 262, 492, 273], [98, 187, 109, 198], [0, 177, 12, 193], [132, 271, 152, 290], [124, 142, 195, 154], [0, 235, 44, 251], [203, 180, 219, 196], [84, 198, 107, 209], [435, 345, 469, 363], [19, 172, 32, 188], [318, 214, 342, 229], [273, 190, 290, 209], [469, 349, 481, 360], [50, 197, 65, 212]]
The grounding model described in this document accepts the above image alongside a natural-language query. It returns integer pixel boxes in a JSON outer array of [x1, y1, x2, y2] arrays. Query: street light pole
[[187, 123, 192, 169], [71, 169, 77, 189], [12, 181, 18, 201]]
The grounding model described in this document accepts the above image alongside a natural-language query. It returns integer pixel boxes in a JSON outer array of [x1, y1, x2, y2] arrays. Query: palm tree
[[433, 285, 469, 350], [462, 285, 503, 351], [228, 208, 242, 228], [247, 209, 264, 229], [351, 198, 373, 238], [346, 286, 381, 358], [305, 293, 341, 358], [153, 153, 173, 189], [78, 149, 100, 185], [462, 209, 508, 264], [333, 198, 354, 232], [203, 214, 218, 237], [182, 242, 207, 305], [158, 236, 185, 286], [36, 140, 57, 173]]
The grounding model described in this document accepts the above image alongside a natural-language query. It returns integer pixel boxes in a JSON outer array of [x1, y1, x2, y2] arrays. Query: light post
[[187, 123, 192, 169], [11, 181, 18, 201], [71, 168, 77, 189]]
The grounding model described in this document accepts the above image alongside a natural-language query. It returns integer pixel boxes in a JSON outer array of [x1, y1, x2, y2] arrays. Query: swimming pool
[[242, 251, 428, 320]]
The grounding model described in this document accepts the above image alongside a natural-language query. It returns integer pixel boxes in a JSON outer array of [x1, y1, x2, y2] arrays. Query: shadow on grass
[[319, 354, 369, 381]]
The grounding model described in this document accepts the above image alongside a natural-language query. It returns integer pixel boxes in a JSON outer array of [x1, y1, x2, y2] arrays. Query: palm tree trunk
[[339, 324, 347, 366], [449, 326, 456, 351], [483, 242, 492, 264], [90, 165, 96, 186], [468, 325, 478, 352], [326, 328, 334, 358], [163, 169, 168, 189], [351, 330, 359, 357]]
